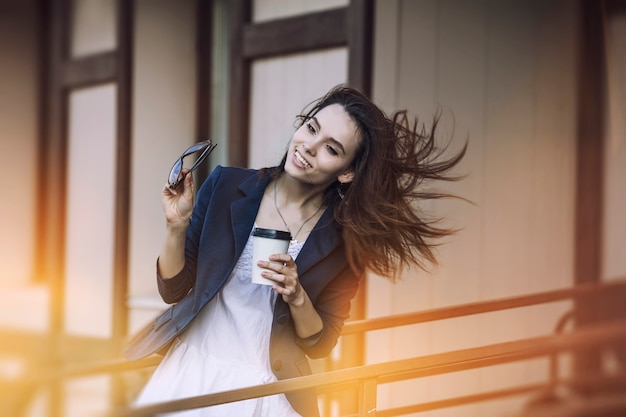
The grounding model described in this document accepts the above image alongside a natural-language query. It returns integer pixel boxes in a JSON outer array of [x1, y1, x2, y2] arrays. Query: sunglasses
[[168, 140, 217, 189]]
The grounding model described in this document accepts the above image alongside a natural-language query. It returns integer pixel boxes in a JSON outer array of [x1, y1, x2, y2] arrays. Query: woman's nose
[[302, 143, 315, 155]]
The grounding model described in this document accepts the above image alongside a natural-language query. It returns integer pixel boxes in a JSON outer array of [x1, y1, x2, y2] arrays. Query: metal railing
[[4, 280, 626, 417], [111, 321, 626, 417]]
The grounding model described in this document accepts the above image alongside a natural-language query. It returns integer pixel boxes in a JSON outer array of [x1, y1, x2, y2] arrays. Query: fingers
[[258, 260, 291, 281], [269, 253, 292, 265], [162, 169, 195, 224], [166, 169, 194, 195], [258, 255, 300, 301], [259, 254, 293, 275]]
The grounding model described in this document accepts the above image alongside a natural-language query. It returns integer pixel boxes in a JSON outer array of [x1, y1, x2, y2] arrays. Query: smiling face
[[284, 103, 361, 188]]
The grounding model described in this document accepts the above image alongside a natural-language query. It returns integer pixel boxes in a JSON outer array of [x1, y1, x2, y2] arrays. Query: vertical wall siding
[[127, 0, 197, 334], [0, 2, 39, 285], [605, 13, 626, 282], [370, 1, 578, 415]]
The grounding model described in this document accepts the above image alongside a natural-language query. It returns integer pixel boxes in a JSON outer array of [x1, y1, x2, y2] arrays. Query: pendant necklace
[[274, 180, 322, 244]]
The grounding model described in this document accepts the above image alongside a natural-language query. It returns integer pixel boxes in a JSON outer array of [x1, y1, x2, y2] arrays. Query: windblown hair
[[273, 85, 467, 280]]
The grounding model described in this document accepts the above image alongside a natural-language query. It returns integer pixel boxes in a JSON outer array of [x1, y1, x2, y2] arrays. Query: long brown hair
[[272, 85, 467, 280]]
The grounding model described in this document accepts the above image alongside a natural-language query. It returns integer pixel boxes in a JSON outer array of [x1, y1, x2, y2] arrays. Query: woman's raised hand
[[258, 254, 306, 306], [258, 253, 324, 338], [162, 168, 195, 227]]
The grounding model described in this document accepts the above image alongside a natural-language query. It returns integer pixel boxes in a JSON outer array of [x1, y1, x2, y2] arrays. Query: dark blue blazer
[[125, 166, 361, 416]]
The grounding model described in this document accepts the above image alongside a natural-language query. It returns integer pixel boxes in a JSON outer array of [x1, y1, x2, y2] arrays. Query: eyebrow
[[312, 116, 346, 155]]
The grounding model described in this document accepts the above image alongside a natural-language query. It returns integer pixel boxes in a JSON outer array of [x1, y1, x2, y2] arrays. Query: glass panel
[[248, 47, 347, 169], [253, 0, 348, 23], [71, 0, 117, 58], [65, 84, 117, 337]]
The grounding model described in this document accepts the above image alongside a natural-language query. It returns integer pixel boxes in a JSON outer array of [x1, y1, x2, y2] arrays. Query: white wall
[[0, 1, 38, 286], [369, 1, 580, 415], [0, 1, 49, 333], [604, 13, 626, 282], [127, 0, 198, 334]]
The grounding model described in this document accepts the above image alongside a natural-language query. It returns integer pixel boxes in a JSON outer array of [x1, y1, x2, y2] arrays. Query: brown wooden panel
[[195, 0, 213, 186], [111, 0, 134, 354], [34, 0, 53, 284], [40, 0, 70, 341], [607, 0, 626, 15], [574, 0, 608, 376], [228, 0, 251, 167], [242, 8, 347, 59], [347, 0, 373, 94], [62, 52, 117, 87], [574, 0, 606, 288]]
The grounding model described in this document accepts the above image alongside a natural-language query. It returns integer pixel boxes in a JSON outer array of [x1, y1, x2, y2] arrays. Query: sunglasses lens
[[169, 159, 183, 186], [185, 141, 210, 154]]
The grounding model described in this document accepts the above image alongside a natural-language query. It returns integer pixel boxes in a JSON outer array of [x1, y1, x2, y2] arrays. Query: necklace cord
[[273, 181, 322, 244]]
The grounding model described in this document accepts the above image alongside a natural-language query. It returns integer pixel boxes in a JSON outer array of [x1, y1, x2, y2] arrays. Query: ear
[[337, 170, 355, 184]]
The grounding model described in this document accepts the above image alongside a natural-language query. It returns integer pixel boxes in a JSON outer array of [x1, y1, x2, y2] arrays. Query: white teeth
[[295, 150, 312, 168]]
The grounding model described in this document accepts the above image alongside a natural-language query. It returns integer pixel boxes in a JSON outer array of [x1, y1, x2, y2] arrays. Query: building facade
[[1, 1, 625, 416]]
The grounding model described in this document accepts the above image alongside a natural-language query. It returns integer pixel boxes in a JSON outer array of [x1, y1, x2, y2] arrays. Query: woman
[[125, 85, 465, 416]]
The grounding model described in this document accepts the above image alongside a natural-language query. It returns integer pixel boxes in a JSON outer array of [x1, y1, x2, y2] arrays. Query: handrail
[[342, 280, 625, 335], [3, 356, 161, 388], [375, 372, 626, 417], [4, 280, 625, 416], [0, 356, 162, 417], [6, 282, 618, 385], [518, 394, 626, 417], [108, 321, 626, 417], [6, 281, 622, 383]]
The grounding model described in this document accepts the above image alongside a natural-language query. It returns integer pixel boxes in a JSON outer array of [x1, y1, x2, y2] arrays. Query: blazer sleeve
[[156, 166, 223, 303], [296, 265, 361, 359]]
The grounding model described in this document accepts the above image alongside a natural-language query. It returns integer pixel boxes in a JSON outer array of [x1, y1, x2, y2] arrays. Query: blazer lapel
[[296, 207, 343, 277], [230, 172, 271, 258]]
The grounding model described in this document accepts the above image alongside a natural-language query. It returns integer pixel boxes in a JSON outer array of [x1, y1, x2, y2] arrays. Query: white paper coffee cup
[[251, 228, 292, 285]]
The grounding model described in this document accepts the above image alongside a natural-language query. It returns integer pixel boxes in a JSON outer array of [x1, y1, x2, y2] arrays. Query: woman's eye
[[326, 144, 338, 156], [306, 122, 316, 134]]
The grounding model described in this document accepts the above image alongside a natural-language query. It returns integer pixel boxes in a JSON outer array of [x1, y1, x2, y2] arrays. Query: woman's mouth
[[294, 150, 313, 168]]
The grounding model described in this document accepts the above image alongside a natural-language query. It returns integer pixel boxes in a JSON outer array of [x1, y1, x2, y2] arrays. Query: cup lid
[[252, 227, 292, 241]]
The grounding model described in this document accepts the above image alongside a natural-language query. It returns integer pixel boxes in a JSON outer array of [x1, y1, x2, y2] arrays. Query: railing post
[[358, 378, 377, 417]]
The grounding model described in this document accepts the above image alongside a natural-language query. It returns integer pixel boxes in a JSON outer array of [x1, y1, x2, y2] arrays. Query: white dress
[[134, 233, 305, 417]]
